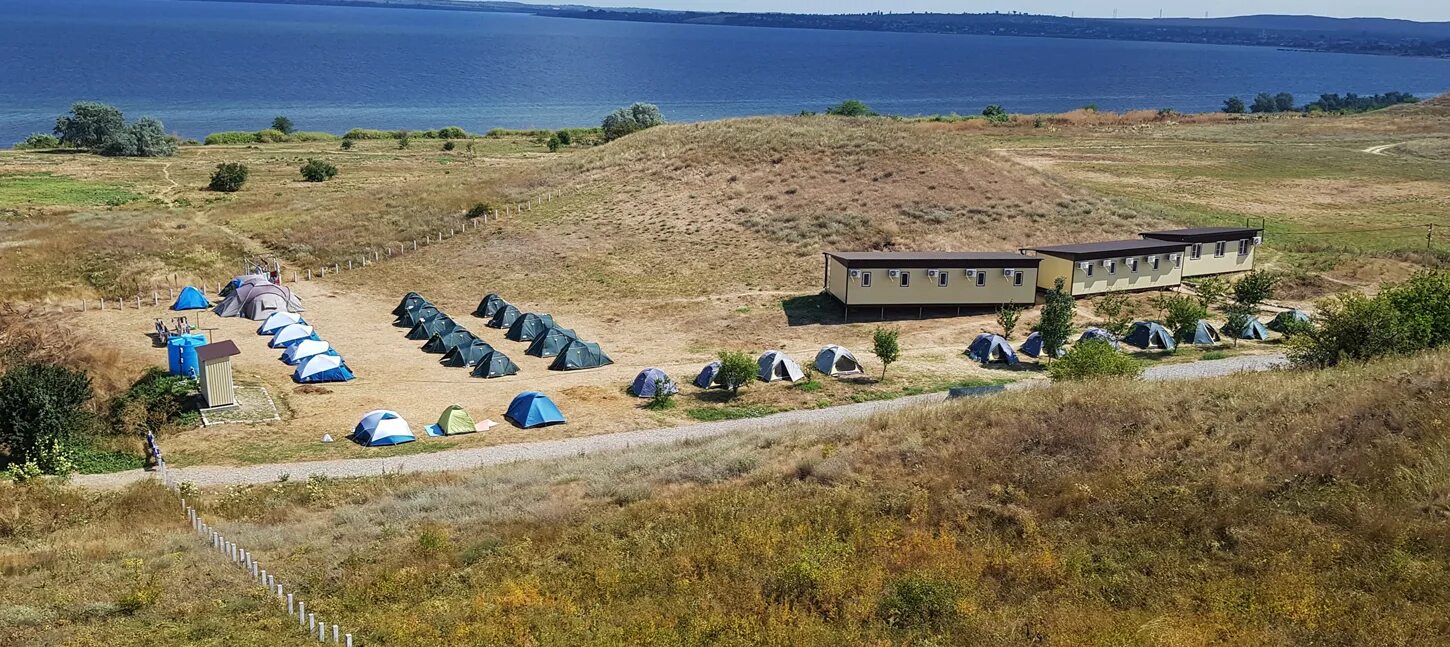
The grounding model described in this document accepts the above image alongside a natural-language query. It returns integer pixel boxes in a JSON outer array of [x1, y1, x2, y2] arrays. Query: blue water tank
[[167, 334, 207, 378]]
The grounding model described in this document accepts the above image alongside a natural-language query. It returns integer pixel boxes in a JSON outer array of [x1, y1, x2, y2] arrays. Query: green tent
[[425, 404, 478, 437], [549, 340, 613, 371]]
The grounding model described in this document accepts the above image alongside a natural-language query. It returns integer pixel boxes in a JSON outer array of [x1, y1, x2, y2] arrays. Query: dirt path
[[72, 354, 1286, 489]]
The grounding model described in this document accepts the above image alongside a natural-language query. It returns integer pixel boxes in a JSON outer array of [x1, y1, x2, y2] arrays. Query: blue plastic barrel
[[167, 334, 207, 378]]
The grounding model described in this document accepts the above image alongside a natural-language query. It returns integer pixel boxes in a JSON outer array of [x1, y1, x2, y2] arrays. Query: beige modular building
[[1025, 239, 1188, 297], [823, 252, 1041, 320], [1140, 226, 1263, 278]]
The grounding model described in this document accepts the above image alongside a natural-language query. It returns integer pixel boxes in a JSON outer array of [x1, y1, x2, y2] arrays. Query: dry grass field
[[2, 105, 1447, 466]]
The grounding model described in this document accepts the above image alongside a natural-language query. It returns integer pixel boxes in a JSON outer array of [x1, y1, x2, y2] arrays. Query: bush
[[207, 162, 249, 192], [878, 575, 959, 630], [825, 99, 876, 117], [299, 158, 337, 182], [13, 133, 60, 150], [1047, 340, 1143, 381], [601, 102, 665, 141], [0, 362, 93, 476], [715, 350, 756, 396]]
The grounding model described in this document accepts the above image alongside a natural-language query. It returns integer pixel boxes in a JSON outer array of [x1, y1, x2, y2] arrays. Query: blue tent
[[1191, 320, 1222, 346], [1125, 321, 1177, 351], [630, 368, 679, 398], [1018, 331, 1064, 359], [694, 361, 722, 389], [171, 286, 210, 311], [967, 333, 1019, 365], [1078, 327, 1120, 350], [505, 391, 566, 429]]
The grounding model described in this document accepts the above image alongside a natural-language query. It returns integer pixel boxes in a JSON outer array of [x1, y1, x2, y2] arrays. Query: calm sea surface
[[4, 0, 1450, 142]]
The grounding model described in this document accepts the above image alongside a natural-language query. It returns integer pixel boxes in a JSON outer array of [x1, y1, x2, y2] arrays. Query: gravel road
[[73, 353, 1285, 489]]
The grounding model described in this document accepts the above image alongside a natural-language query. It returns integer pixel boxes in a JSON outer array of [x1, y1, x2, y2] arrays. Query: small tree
[[54, 101, 126, 150], [208, 162, 249, 192], [872, 327, 901, 381], [996, 304, 1023, 339], [1223, 304, 1253, 348], [271, 116, 295, 135], [299, 159, 337, 182], [715, 350, 756, 397], [1232, 270, 1279, 313], [1038, 278, 1076, 359], [1193, 276, 1230, 310], [825, 100, 876, 117], [1092, 290, 1133, 337], [0, 362, 93, 476], [1223, 96, 1246, 114], [1156, 294, 1208, 342], [1047, 340, 1144, 381], [602, 103, 666, 141]]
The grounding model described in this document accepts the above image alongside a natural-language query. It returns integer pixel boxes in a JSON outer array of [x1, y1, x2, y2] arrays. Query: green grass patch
[[0, 172, 141, 207], [685, 405, 780, 422]]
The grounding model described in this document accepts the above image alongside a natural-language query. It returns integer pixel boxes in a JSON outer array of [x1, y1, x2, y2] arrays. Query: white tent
[[282, 339, 332, 365], [258, 311, 303, 335], [758, 350, 806, 383], [351, 410, 414, 446], [813, 345, 862, 376]]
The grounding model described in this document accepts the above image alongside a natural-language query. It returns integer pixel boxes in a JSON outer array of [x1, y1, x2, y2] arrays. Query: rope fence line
[[155, 456, 359, 645], [13, 188, 572, 317]]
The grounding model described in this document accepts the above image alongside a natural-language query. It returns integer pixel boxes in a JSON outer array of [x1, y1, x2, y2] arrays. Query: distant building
[[822, 252, 1041, 320], [1024, 239, 1186, 297], [1140, 226, 1263, 277]]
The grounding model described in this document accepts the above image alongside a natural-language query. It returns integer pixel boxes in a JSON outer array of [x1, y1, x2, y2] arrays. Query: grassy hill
[[4, 350, 1448, 645]]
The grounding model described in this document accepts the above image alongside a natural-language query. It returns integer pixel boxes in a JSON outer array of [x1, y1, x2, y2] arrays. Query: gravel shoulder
[[72, 353, 1286, 489]]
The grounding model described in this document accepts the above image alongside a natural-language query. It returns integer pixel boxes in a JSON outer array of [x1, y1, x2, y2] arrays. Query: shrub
[[1047, 340, 1143, 381], [715, 350, 756, 396], [825, 99, 876, 117], [602, 102, 665, 141], [0, 362, 93, 476], [13, 133, 60, 150], [878, 575, 959, 630], [872, 327, 900, 380], [271, 116, 294, 135], [299, 158, 337, 182], [207, 162, 249, 192]]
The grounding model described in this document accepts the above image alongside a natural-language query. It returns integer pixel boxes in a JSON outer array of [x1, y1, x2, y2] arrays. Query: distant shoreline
[[181, 0, 1450, 59]]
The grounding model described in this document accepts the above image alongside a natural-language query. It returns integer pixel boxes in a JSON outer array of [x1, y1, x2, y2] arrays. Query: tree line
[[1223, 91, 1419, 115]]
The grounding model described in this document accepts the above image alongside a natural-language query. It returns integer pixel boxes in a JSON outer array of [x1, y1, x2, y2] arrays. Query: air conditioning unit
[[848, 269, 861, 278], [1002, 268, 1014, 277], [1077, 262, 1091, 271], [926, 269, 939, 277], [888, 270, 900, 278], [964, 269, 977, 277], [1253, 236, 1263, 245]]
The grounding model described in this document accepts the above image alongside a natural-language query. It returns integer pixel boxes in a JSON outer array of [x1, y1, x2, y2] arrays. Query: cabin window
[[899, 271, 910, 288], [1190, 243, 1203, 260], [1128, 258, 1139, 273], [1150, 255, 1160, 270], [860, 272, 871, 287], [1013, 271, 1024, 286], [937, 272, 949, 288], [1238, 239, 1251, 256], [975, 272, 987, 287], [1214, 241, 1227, 257]]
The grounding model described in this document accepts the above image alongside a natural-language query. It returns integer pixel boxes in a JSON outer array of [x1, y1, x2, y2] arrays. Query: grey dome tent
[[757, 351, 805, 383], [396, 304, 440, 328], [549, 340, 613, 371], [470, 350, 520, 379], [441, 340, 495, 367], [393, 292, 427, 317], [967, 333, 1019, 365], [1019, 331, 1063, 359], [1078, 327, 1121, 350], [630, 368, 679, 398], [474, 293, 507, 318], [506, 313, 557, 342], [525, 326, 578, 358], [1239, 318, 1271, 340], [406, 315, 455, 341], [487, 304, 522, 329], [814, 345, 863, 376], [423, 329, 478, 354], [1268, 309, 1312, 332], [694, 360, 722, 389], [1125, 321, 1176, 351], [1191, 320, 1222, 346]]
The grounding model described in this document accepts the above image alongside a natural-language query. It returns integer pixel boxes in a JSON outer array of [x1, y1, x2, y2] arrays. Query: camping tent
[[406, 315, 455, 341], [630, 368, 679, 398], [1268, 309, 1312, 332], [814, 345, 863, 376], [257, 311, 303, 335], [525, 326, 578, 358], [487, 304, 522, 329], [441, 340, 494, 367], [425, 405, 479, 437], [393, 292, 427, 317], [1191, 320, 1222, 346], [967, 333, 1019, 364], [470, 350, 520, 379], [269, 324, 318, 348], [293, 354, 354, 383], [1239, 318, 1271, 340], [474, 293, 507, 318], [1078, 327, 1121, 350], [1125, 321, 1177, 351], [694, 361, 722, 389], [505, 392, 566, 429], [281, 339, 332, 365], [1019, 331, 1064, 359], [506, 313, 556, 342], [171, 286, 210, 311], [351, 410, 413, 446], [757, 351, 806, 382], [396, 304, 440, 329], [549, 340, 613, 371], [423, 329, 478, 354]]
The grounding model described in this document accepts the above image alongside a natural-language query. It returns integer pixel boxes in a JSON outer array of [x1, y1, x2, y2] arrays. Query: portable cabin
[[1024, 239, 1186, 297], [822, 251, 1041, 320], [195, 340, 241, 409], [1139, 226, 1263, 278]]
